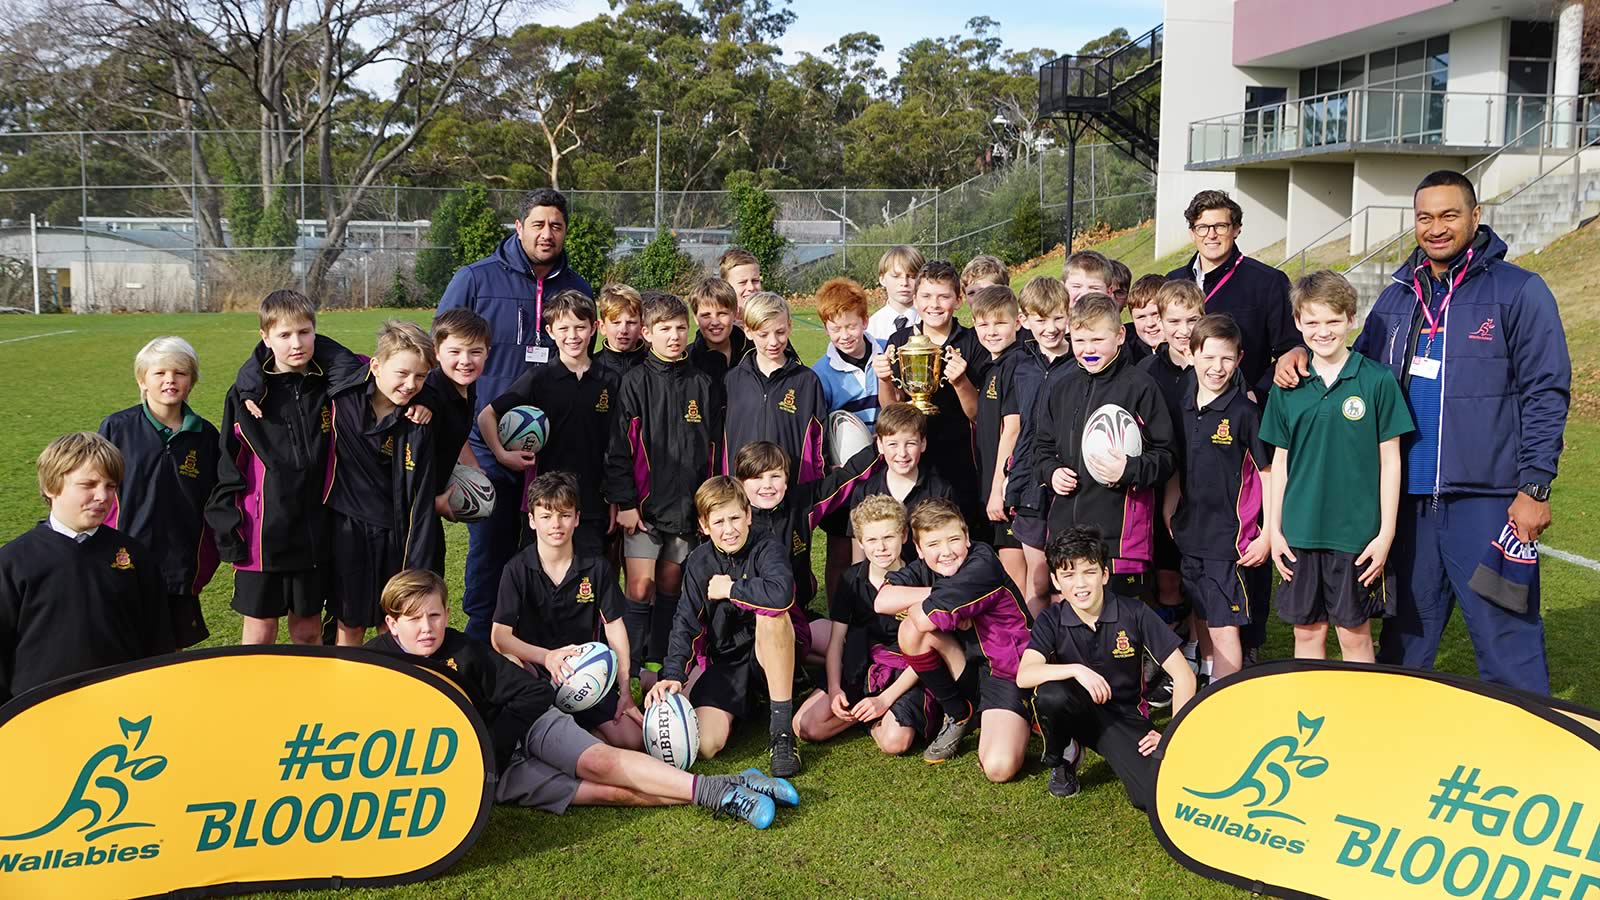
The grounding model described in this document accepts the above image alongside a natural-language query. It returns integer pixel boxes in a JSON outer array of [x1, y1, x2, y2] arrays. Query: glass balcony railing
[[1188, 89, 1600, 166]]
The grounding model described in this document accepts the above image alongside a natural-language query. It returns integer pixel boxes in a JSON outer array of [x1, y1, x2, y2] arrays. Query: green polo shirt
[[142, 403, 205, 445], [1260, 352, 1413, 554]]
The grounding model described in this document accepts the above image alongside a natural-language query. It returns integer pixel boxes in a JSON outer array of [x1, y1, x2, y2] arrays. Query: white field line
[[0, 329, 76, 345]]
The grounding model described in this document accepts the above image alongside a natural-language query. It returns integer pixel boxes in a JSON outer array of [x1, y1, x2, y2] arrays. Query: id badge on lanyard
[[1409, 250, 1472, 379], [521, 276, 549, 363]]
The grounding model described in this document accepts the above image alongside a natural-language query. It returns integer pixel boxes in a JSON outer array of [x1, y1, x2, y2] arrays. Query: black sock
[[907, 656, 970, 722], [624, 599, 652, 674], [648, 591, 679, 667], [692, 774, 737, 809], [770, 699, 794, 739]]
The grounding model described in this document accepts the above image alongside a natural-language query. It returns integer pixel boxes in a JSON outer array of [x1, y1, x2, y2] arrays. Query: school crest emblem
[[319, 406, 332, 434], [111, 547, 134, 570], [777, 389, 797, 414], [576, 577, 595, 603], [177, 449, 200, 478], [791, 531, 807, 556], [595, 389, 610, 412], [404, 443, 415, 471], [1112, 629, 1134, 659], [1341, 397, 1366, 422], [985, 376, 998, 400], [1210, 418, 1233, 446], [381, 435, 395, 457], [446, 657, 459, 671], [685, 400, 702, 423]]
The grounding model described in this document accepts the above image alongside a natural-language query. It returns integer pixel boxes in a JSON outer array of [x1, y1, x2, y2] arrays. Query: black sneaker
[[1048, 761, 1081, 798], [769, 731, 801, 778], [922, 707, 973, 763], [1146, 674, 1174, 710]]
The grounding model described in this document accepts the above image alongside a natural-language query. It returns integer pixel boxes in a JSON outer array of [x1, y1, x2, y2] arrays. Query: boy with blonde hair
[[1264, 271, 1412, 662], [1, 433, 173, 701], [1062, 251, 1113, 303], [969, 285, 1027, 590], [961, 254, 1008, 292], [723, 291, 826, 485], [718, 247, 764, 309], [594, 283, 647, 379], [867, 245, 924, 345], [1141, 280, 1206, 634], [1006, 276, 1074, 613], [100, 336, 218, 647], [322, 320, 440, 645]]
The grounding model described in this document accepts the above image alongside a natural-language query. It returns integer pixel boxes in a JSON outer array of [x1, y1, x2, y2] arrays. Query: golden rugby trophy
[[889, 332, 946, 415]]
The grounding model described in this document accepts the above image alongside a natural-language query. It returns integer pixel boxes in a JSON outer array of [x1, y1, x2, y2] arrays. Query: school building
[[1155, 0, 1596, 273]]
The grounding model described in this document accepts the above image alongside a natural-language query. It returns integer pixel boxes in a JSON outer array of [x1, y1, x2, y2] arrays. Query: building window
[[1299, 36, 1448, 147], [1507, 20, 1555, 147]]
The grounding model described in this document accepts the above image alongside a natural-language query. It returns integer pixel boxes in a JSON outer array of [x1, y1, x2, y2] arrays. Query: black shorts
[[688, 645, 811, 720], [1011, 511, 1047, 550], [842, 676, 931, 738], [1153, 523, 1181, 572], [169, 593, 209, 648], [327, 513, 398, 629], [1275, 547, 1396, 628], [977, 673, 1032, 720], [1107, 571, 1152, 601], [1180, 555, 1254, 628], [991, 519, 1021, 551], [231, 569, 324, 620], [571, 680, 624, 731]]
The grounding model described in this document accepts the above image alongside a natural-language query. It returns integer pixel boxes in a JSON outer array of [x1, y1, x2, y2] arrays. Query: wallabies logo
[[595, 389, 610, 413], [111, 548, 134, 571], [1211, 418, 1233, 446], [1, 716, 167, 843], [1184, 712, 1329, 824], [1112, 629, 1134, 658], [777, 389, 797, 414], [575, 577, 595, 603], [177, 449, 200, 478], [685, 400, 702, 423]]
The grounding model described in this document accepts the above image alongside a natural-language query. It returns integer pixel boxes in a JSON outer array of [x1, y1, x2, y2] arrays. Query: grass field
[[0, 254, 1596, 898]]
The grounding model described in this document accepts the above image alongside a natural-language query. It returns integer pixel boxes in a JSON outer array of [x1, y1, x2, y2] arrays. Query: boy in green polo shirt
[[1262, 271, 1413, 662]]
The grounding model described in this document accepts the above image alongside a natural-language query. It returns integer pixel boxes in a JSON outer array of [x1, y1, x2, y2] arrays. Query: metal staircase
[[1037, 25, 1163, 171]]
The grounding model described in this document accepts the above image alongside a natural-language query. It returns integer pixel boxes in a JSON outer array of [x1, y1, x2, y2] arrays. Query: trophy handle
[[886, 343, 910, 393]]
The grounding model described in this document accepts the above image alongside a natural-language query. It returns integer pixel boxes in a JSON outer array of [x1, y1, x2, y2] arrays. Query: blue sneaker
[[715, 784, 776, 829], [739, 768, 801, 807]]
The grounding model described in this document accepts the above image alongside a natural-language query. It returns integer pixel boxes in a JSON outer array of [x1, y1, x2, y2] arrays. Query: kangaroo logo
[[1184, 712, 1328, 824], [1468, 317, 1496, 341], [0, 717, 167, 842]]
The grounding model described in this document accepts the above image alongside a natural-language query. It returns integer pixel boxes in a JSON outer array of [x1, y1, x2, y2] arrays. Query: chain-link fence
[[0, 130, 1154, 312]]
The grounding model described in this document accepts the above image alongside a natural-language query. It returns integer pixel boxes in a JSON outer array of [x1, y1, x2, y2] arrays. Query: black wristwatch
[[1519, 482, 1551, 502]]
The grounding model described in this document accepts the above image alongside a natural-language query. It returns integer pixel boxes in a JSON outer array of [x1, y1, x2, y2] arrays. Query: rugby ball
[[825, 410, 874, 468], [444, 464, 496, 522], [644, 692, 700, 771], [498, 405, 549, 454], [1080, 403, 1144, 486], [555, 641, 618, 713]]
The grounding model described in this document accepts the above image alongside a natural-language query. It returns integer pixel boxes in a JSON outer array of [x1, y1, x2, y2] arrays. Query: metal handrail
[[1275, 116, 1554, 274]]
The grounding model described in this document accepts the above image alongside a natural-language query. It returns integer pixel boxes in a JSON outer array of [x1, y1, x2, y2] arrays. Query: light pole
[[652, 109, 664, 233]]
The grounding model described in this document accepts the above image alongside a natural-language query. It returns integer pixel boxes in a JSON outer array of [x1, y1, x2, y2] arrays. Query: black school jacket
[[661, 532, 796, 683], [604, 352, 723, 535], [100, 405, 221, 597], [324, 372, 439, 569], [722, 349, 827, 486], [206, 343, 348, 572], [750, 444, 882, 609], [1033, 348, 1176, 566], [366, 629, 555, 771]]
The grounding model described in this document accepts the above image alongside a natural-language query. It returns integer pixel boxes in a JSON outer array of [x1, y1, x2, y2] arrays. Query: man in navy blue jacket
[[1276, 170, 1570, 694], [435, 188, 594, 643]]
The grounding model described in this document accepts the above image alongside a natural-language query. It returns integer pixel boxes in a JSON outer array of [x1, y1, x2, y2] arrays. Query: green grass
[[0, 303, 1596, 899]]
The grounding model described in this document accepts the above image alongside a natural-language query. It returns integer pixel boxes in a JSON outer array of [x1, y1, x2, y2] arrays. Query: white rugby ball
[[555, 641, 618, 713], [644, 692, 700, 771], [1080, 403, 1144, 486], [826, 410, 874, 468], [444, 464, 496, 523]]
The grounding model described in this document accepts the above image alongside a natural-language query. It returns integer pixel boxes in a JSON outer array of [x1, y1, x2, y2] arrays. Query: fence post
[[841, 187, 849, 269], [934, 192, 940, 249], [188, 127, 202, 313], [79, 131, 90, 312], [1090, 142, 1097, 227], [30, 213, 40, 314]]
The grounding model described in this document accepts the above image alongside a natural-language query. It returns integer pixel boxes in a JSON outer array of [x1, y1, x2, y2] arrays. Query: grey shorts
[[622, 528, 695, 565], [494, 707, 602, 814]]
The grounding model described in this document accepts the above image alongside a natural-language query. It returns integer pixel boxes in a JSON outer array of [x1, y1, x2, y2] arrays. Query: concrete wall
[[1232, 170, 1290, 253], [1232, 0, 1452, 65], [1350, 155, 1467, 251], [70, 261, 195, 313], [1286, 162, 1355, 257], [1445, 18, 1510, 146]]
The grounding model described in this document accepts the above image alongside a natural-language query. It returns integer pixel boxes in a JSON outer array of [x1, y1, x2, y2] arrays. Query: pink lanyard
[[517, 275, 547, 346], [1411, 249, 1473, 343], [1202, 254, 1245, 303]]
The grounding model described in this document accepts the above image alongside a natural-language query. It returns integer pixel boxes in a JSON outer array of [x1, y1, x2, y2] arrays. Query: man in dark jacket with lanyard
[[1275, 170, 1570, 694], [1166, 190, 1299, 657], [436, 187, 594, 642]]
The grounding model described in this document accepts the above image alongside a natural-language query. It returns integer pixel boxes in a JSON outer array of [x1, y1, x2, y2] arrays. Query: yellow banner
[[0, 648, 491, 899], [1152, 662, 1600, 899]]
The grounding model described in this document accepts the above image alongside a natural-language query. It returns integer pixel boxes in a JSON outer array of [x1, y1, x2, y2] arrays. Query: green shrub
[[726, 170, 788, 289], [565, 212, 617, 287], [415, 184, 506, 305], [626, 229, 700, 291]]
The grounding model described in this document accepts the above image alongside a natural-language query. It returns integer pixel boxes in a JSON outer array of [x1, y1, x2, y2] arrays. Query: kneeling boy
[[877, 499, 1033, 781], [1017, 526, 1196, 807], [493, 472, 642, 749], [368, 569, 796, 826], [645, 477, 805, 777]]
